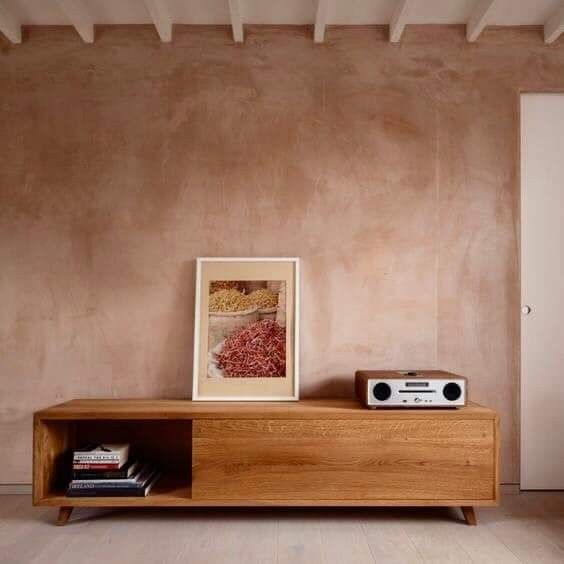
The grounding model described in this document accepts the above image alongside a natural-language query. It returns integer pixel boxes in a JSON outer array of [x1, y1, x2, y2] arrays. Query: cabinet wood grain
[[192, 419, 496, 501]]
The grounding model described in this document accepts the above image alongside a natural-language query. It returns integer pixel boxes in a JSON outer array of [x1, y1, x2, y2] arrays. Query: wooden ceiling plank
[[467, 0, 497, 43], [0, 3, 21, 43], [55, 0, 94, 43], [228, 0, 244, 43], [389, 0, 410, 43], [314, 0, 329, 43], [545, 4, 564, 44], [144, 0, 172, 42]]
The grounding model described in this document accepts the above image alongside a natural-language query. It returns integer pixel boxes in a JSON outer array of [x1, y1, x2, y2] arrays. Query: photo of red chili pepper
[[216, 319, 286, 378]]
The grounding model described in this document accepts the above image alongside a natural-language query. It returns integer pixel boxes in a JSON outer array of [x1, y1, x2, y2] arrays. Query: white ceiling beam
[[389, 0, 410, 43], [314, 0, 329, 43], [55, 0, 94, 43], [228, 0, 244, 43], [466, 0, 497, 43], [0, 3, 21, 43], [545, 4, 564, 44], [144, 0, 172, 42]]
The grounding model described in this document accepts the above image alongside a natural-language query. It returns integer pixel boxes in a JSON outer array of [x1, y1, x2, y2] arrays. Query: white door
[[521, 93, 564, 490]]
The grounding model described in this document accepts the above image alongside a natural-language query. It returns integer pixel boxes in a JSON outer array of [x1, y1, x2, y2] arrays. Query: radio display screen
[[405, 382, 429, 387]]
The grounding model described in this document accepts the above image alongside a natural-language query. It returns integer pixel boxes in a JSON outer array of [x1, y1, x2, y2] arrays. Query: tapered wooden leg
[[461, 506, 477, 526], [56, 506, 73, 526]]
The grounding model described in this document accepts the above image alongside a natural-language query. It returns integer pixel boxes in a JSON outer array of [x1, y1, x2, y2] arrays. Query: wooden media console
[[33, 399, 499, 525]]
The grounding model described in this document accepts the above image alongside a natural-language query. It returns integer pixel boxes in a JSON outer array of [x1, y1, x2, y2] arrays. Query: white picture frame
[[192, 257, 300, 401]]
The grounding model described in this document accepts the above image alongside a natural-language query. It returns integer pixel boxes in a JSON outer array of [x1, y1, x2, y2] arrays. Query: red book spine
[[72, 463, 121, 470]]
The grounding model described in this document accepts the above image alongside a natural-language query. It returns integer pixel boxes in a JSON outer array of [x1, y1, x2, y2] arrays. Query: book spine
[[69, 482, 139, 489], [72, 470, 128, 479], [73, 454, 120, 462], [66, 488, 148, 497], [65, 473, 159, 498], [72, 463, 121, 470]]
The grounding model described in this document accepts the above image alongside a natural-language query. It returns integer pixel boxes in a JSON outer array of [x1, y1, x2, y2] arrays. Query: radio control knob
[[373, 382, 392, 401], [443, 382, 462, 402]]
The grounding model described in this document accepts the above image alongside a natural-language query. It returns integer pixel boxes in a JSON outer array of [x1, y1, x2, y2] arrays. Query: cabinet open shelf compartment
[[33, 417, 192, 505]]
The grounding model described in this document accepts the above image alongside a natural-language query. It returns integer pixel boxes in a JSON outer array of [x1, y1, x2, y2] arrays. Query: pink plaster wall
[[1, 25, 563, 484]]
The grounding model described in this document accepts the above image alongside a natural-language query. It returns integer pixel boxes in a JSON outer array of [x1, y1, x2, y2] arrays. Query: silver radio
[[355, 370, 467, 408]]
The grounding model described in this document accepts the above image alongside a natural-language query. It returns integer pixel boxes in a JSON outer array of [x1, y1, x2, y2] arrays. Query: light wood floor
[[1, 492, 564, 563]]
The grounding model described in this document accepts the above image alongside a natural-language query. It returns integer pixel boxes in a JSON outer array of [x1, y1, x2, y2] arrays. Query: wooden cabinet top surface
[[35, 398, 497, 420]]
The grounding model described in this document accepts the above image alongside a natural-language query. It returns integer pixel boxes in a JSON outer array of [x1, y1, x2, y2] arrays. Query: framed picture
[[192, 257, 300, 401]]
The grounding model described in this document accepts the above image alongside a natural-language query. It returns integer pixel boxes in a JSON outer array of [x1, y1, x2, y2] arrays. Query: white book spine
[[73, 455, 120, 461]]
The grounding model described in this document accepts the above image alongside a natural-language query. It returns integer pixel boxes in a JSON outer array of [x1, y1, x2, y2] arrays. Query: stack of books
[[66, 444, 160, 497]]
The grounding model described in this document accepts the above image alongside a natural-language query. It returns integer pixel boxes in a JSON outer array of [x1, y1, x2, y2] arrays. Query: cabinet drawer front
[[192, 419, 496, 501]]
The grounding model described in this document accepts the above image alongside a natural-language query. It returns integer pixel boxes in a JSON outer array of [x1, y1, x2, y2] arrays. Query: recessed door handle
[[522, 305, 532, 315]]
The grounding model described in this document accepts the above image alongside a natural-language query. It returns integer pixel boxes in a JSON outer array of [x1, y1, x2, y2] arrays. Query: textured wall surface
[[1, 25, 563, 484]]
